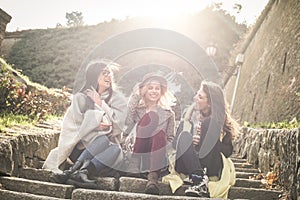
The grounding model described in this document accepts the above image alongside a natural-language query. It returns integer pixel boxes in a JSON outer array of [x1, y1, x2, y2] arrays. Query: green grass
[[0, 113, 63, 132], [0, 113, 36, 132], [43, 114, 62, 121], [243, 118, 299, 129]]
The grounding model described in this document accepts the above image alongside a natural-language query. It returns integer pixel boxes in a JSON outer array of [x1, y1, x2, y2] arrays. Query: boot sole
[[144, 184, 159, 195], [185, 190, 210, 198], [66, 179, 98, 189]]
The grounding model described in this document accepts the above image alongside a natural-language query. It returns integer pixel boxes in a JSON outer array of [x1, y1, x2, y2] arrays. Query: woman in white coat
[[43, 60, 127, 184]]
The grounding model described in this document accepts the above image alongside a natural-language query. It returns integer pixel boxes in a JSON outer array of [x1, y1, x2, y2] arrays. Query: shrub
[[0, 58, 70, 122]]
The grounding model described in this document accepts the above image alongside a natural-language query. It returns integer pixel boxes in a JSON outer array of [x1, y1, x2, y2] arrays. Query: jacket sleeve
[[166, 111, 175, 143], [172, 120, 183, 149], [100, 91, 127, 132], [218, 133, 233, 158], [124, 93, 141, 136], [199, 118, 233, 158]]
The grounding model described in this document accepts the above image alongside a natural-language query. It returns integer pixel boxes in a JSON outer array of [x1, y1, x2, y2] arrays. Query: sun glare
[[1, 0, 269, 31], [128, 0, 208, 18]]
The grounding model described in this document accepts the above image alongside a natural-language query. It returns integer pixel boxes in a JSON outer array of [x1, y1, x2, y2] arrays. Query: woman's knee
[[178, 131, 193, 144], [176, 131, 194, 153], [108, 144, 121, 156], [94, 135, 110, 146]]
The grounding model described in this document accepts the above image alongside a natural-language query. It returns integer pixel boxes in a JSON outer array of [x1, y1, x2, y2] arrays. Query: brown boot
[[145, 171, 159, 195], [126, 154, 142, 178]]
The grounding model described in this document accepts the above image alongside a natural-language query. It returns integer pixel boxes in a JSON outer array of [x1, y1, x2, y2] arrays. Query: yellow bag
[[208, 153, 236, 199]]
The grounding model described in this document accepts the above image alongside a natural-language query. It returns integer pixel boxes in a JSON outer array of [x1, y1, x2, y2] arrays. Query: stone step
[[234, 162, 254, 169], [118, 176, 281, 199], [19, 167, 263, 189], [19, 167, 54, 182], [0, 175, 281, 200], [72, 188, 210, 200], [1, 172, 281, 200], [0, 189, 70, 200], [235, 167, 260, 173], [0, 176, 74, 199], [18, 167, 119, 191], [228, 187, 283, 200], [230, 157, 247, 163], [71, 186, 282, 200], [236, 172, 259, 179], [235, 178, 265, 188]]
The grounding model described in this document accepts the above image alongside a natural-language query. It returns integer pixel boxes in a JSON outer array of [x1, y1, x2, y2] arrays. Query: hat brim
[[139, 75, 167, 88]]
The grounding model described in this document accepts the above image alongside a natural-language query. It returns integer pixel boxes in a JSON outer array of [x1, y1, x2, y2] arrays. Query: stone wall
[[225, 0, 300, 123], [0, 8, 11, 46], [234, 127, 300, 199], [0, 128, 59, 176]]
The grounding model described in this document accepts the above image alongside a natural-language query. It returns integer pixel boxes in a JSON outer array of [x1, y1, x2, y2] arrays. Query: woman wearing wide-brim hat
[[123, 72, 176, 195]]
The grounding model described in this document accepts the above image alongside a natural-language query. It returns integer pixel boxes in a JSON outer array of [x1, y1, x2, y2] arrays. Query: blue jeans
[[77, 135, 121, 173]]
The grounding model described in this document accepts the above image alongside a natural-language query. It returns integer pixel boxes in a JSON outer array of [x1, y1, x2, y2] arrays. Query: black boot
[[51, 160, 82, 183], [70, 160, 96, 184], [71, 169, 96, 183]]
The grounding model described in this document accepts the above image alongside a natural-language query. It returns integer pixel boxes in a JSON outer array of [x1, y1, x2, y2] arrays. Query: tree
[[233, 4, 242, 14], [66, 11, 84, 27], [56, 23, 63, 28]]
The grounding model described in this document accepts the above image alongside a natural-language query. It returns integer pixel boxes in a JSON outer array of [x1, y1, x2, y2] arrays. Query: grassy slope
[[6, 9, 246, 89]]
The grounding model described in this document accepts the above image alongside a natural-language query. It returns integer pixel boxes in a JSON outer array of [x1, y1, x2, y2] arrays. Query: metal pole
[[230, 64, 241, 114]]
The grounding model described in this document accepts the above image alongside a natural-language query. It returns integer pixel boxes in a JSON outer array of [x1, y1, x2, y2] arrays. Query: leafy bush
[[0, 58, 70, 122]]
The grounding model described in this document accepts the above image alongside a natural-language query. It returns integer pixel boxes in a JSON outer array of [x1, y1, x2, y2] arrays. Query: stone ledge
[[72, 188, 208, 200], [228, 187, 283, 200], [234, 162, 254, 169], [236, 172, 258, 179], [19, 167, 54, 182], [119, 176, 175, 195], [0, 189, 70, 200], [0, 121, 61, 175], [0, 176, 74, 199], [235, 168, 259, 173], [235, 178, 265, 188]]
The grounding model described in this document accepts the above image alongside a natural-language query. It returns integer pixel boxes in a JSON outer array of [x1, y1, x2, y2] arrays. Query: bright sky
[[1, 0, 269, 32]]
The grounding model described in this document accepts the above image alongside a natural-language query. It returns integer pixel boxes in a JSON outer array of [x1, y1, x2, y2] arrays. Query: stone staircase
[[0, 155, 284, 200]]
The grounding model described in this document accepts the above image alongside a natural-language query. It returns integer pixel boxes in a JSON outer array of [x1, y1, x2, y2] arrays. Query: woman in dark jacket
[[174, 80, 239, 198]]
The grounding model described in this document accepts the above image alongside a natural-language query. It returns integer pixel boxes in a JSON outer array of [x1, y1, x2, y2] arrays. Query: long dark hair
[[80, 61, 114, 104], [201, 81, 239, 140]]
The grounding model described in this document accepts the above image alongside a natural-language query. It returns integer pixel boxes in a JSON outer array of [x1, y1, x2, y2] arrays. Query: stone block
[[119, 176, 187, 196], [0, 189, 67, 200], [0, 176, 74, 199], [72, 188, 206, 200], [0, 139, 13, 175]]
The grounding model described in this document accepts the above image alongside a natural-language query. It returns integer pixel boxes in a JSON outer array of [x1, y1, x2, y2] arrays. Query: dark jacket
[[173, 105, 233, 178], [198, 117, 233, 177]]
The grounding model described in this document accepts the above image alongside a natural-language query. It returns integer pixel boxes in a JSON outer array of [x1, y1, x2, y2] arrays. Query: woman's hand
[[193, 122, 202, 146], [132, 83, 141, 95], [193, 134, 200, 146], [124, 135, 134, 152], [98, 122, 112, 131], [139, 85, 148, 97], [86, 88, 102, 106]]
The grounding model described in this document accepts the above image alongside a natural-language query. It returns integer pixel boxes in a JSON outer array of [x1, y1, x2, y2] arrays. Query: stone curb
[[0, 189, 70, 200], [0, 176, 74, 199]]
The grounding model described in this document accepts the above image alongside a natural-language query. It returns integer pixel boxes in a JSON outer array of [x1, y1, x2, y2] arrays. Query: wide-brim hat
[[139, 73, 167, 88]]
